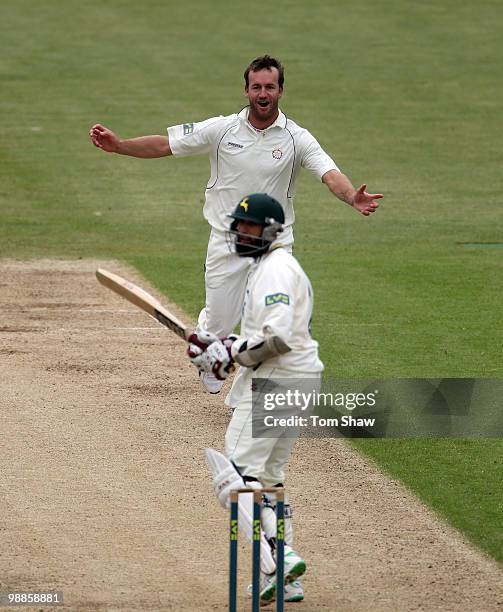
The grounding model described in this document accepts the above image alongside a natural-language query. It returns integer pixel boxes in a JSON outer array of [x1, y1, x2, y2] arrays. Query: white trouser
[[224, 365, 321, 486], [197, 226, 293, 337]]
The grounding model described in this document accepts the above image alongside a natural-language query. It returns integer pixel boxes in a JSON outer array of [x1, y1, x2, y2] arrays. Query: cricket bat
[[96, 268, 190, 341]]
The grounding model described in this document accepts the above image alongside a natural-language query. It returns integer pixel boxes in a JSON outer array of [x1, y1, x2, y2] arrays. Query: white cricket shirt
[[167, 108, 339, 232], [241, 246, 324, 373]]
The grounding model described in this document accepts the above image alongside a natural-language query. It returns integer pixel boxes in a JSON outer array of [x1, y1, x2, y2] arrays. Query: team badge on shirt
[[272, 149, 283, 160], [183, 123, 194, 135], [265, 292, 290, 306]]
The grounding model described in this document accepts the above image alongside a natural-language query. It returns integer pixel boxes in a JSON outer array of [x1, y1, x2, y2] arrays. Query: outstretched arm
[[322, 169, 382, 216], [89, 124, 172, 158]]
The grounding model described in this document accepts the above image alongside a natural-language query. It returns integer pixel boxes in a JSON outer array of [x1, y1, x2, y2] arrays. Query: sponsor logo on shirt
[[265, 292, 290, 306], [227, 141, 244, 149], [183, 123, 194, 135], [272, 149, 283, 160]]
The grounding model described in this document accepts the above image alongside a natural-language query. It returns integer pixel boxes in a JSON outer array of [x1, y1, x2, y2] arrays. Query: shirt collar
[[238, 107, 287, 131]]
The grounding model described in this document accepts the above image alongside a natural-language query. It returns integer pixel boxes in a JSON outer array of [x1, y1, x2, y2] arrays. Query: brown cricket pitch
[[0, 259, 501, 611]]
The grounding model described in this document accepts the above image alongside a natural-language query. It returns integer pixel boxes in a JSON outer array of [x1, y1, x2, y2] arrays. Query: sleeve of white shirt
[[167, 115, 225, 157], [299, 130, 340, 179], [246, 257, 298, 349]]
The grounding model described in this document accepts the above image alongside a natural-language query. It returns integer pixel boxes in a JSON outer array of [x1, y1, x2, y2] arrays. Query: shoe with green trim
[[285, 580, 304, 602], [254, 547, 306, 606]]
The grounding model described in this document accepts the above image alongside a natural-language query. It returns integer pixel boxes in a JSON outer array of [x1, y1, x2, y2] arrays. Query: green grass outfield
[[1, 0, 502, 562]]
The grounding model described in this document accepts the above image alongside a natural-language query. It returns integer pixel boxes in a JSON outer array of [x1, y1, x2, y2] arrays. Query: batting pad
[[205, 448, 276, 574]]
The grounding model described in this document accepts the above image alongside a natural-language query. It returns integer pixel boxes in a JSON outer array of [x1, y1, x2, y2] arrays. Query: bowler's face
[[245, 68, 282, 125]]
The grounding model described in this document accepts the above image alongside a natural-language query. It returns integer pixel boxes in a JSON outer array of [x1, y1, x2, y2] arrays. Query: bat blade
[[96, 268, 190, 340]]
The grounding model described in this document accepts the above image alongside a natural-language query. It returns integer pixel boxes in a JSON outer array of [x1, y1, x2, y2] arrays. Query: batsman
[[89, 54, 382, 394], [189, 193, 323, 605]]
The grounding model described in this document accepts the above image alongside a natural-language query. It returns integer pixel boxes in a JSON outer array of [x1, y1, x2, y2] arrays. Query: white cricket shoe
[[199, 371, 224, 394], [258, 574, 276, 606], [285, 580, 304, 602], [256, 547, 307, 606], [248, 579, 304, 605], [283, 546, 306, 583]]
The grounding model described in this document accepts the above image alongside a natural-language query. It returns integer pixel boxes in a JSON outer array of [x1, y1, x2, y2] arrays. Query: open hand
[[353, 184, 383, 216]]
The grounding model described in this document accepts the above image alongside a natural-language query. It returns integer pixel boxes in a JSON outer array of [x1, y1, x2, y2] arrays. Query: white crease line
[[101, 327, 161, 330], [80, 309, 140, 313], [46, 327, 162, 332], [0, 309, 139, 313]]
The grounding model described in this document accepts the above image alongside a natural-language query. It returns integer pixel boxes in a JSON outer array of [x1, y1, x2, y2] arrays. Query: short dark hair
[[244, 55, 284, 89]]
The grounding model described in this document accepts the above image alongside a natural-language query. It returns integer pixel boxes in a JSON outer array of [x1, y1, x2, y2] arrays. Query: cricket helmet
[[228, 193, 285, 257]]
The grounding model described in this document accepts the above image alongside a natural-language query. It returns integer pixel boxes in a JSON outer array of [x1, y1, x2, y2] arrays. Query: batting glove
[[187, 333, 237, 380]]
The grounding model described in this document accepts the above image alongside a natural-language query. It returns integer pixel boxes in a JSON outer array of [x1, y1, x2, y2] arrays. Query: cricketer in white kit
[[167, 105, 337, 339], [89, 55, 382, 394], [188, 193, 323, 604], [222, 231, 323, 485]]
